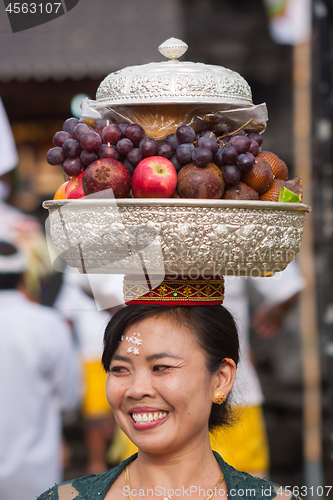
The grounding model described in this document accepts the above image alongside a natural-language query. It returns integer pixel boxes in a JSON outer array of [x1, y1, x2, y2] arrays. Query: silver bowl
[[43, 199, 310, 277]]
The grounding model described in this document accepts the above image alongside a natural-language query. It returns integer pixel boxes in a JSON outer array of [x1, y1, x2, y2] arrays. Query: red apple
[[132, 156, 178, 198], [65, 171, 85, 199]]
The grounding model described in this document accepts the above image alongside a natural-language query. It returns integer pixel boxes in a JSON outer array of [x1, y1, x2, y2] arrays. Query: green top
[[37, 452, 296, 500]]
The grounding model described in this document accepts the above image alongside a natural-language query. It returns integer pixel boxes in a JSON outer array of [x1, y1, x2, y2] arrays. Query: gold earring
[[213, 392, 226, 404]]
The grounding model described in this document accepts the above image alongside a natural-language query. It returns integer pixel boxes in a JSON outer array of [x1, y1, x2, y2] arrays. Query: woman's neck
[[129, 437, 221, 491]]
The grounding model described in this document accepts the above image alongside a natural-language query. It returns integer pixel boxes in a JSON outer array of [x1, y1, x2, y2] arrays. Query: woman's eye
[[153, 365, 171, 372], [110, 366, 128, 373]]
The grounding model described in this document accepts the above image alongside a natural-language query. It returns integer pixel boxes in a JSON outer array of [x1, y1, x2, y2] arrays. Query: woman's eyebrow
[[146, 352, 183, 362], [112, 354, 132, 362]]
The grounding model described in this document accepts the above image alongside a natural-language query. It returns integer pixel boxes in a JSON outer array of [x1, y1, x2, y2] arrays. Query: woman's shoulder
[[37, 454, 138, 500], [214, 452, 298, 500]]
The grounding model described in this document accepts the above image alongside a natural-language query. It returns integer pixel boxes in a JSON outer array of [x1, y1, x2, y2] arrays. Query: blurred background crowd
[[0, 0, 333, 498]]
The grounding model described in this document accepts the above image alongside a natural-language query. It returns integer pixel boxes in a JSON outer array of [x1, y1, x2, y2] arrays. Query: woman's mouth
[[132, 412, 168, 424]]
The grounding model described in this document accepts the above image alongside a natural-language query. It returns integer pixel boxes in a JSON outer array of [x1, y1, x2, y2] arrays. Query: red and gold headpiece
[[124, 275, 225, 306]]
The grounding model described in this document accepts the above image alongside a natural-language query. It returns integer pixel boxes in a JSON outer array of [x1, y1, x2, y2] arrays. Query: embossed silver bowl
[[43, 199, 310, 277], [95, 37, 253, 107]]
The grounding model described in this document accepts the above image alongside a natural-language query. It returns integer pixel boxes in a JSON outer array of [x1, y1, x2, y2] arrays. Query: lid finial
[[158, 37, 188, 61]]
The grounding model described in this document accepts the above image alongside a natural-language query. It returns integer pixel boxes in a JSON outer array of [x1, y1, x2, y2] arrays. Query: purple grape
[[228, 135, 251, 154], [170, 154, 184, 173], [123, 158, 135, 176], [248, 140, 260, 156], [73, 123, 92, 141], [248, 132, 263, 146], [200, 130, 217, 141], [98, 144, 120, 160], [197, 136, 219, 155], [214, 148, 226, 168], [139, 137, 158, 157], [47, 147, 66, 165], [118, 122, 130, 138], [53, 131, 72, 147], [222, 145, 238, 164], [176, 143, 195, 164], [62, 156, 83, 177], [223, 165, 242, 185], [219, 135, 230, 146], [80, 131, 102, 152], [176, 125, 196, 144], [125, 124, 145, 146], [192, 147, 213, 167], [166, 133, 181, 151], [63, 117, 79, 136], [101, 124, 122, 145], [116, 138, 133, 155], [236, 152, 255, 172], [62, 139, 81, 158], [157, 142, 174, 159], [95, 115, 117, 135], [127, 148, 143, 167], [80, 149, 98, 166]]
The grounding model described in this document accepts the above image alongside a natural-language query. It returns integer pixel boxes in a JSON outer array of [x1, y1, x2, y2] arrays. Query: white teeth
[[132, 412, 168, 424]]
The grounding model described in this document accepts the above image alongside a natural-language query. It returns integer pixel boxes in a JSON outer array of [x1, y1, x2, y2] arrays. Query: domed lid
[[95, 38, 253, 107]]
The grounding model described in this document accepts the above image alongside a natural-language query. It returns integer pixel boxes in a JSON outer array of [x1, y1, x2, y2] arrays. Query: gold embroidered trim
[[124, 278, 225, 303]]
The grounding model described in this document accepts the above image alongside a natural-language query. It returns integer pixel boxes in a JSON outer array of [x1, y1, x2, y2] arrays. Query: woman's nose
[[126, 371, 156, 399]]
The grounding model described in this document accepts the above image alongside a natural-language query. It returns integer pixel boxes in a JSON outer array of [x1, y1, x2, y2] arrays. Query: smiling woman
[[102, 305, 239, 436], [37, 302, 299, 500]]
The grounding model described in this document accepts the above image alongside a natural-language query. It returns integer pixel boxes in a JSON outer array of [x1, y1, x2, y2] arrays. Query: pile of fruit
[[47, 116, 302, 202]]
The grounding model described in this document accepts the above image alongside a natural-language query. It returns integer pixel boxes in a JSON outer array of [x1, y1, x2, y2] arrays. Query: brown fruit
[[223, 181, 259, 201], [177, 162, 225, 199], [286, 176, 303, 201], [260, 179, 287, 202], [260, 176, 303, 202], [241, 157, 274, 194], [257, 151, 288, 180], [82, 158, 131, 198]]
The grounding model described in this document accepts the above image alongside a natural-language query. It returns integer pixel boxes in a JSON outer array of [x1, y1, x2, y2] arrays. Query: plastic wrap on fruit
[[201, 103, 268, 135], [80, 99, 268, 142], [80, 98, 102, 126]]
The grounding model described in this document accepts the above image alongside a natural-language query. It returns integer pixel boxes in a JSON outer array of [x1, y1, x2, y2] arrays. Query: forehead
[[118, 314, 200, 353]]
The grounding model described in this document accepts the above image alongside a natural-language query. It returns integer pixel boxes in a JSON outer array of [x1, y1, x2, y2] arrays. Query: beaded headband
[[124, 275, 225, 306]]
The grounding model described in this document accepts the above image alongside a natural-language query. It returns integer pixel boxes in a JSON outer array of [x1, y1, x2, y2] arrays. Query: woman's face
[[106, 314, 234, 456]]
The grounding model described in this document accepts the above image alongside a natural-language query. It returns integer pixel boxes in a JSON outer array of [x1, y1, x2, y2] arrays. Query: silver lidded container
[[43, 38, 310, 277], [95, 37, 253, 107]]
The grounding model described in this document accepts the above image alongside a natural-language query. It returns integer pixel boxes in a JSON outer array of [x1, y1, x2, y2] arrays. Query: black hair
[[0, 273, 23, 290], [0, 241, 23, 290], [102, 304, 239, 431]]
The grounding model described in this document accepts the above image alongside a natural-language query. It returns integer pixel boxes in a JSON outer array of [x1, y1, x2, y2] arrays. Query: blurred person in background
[[0, 97, 53, 302], [0, 240, 80, 500], [54, 271, 124, 474], [114, 261, 305, 478], [0, 97, 18, 182]]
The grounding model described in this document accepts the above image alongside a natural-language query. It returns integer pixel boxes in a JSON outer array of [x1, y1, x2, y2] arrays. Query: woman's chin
[[127, 431, 177, 456], [137, 441, 177, 456]]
